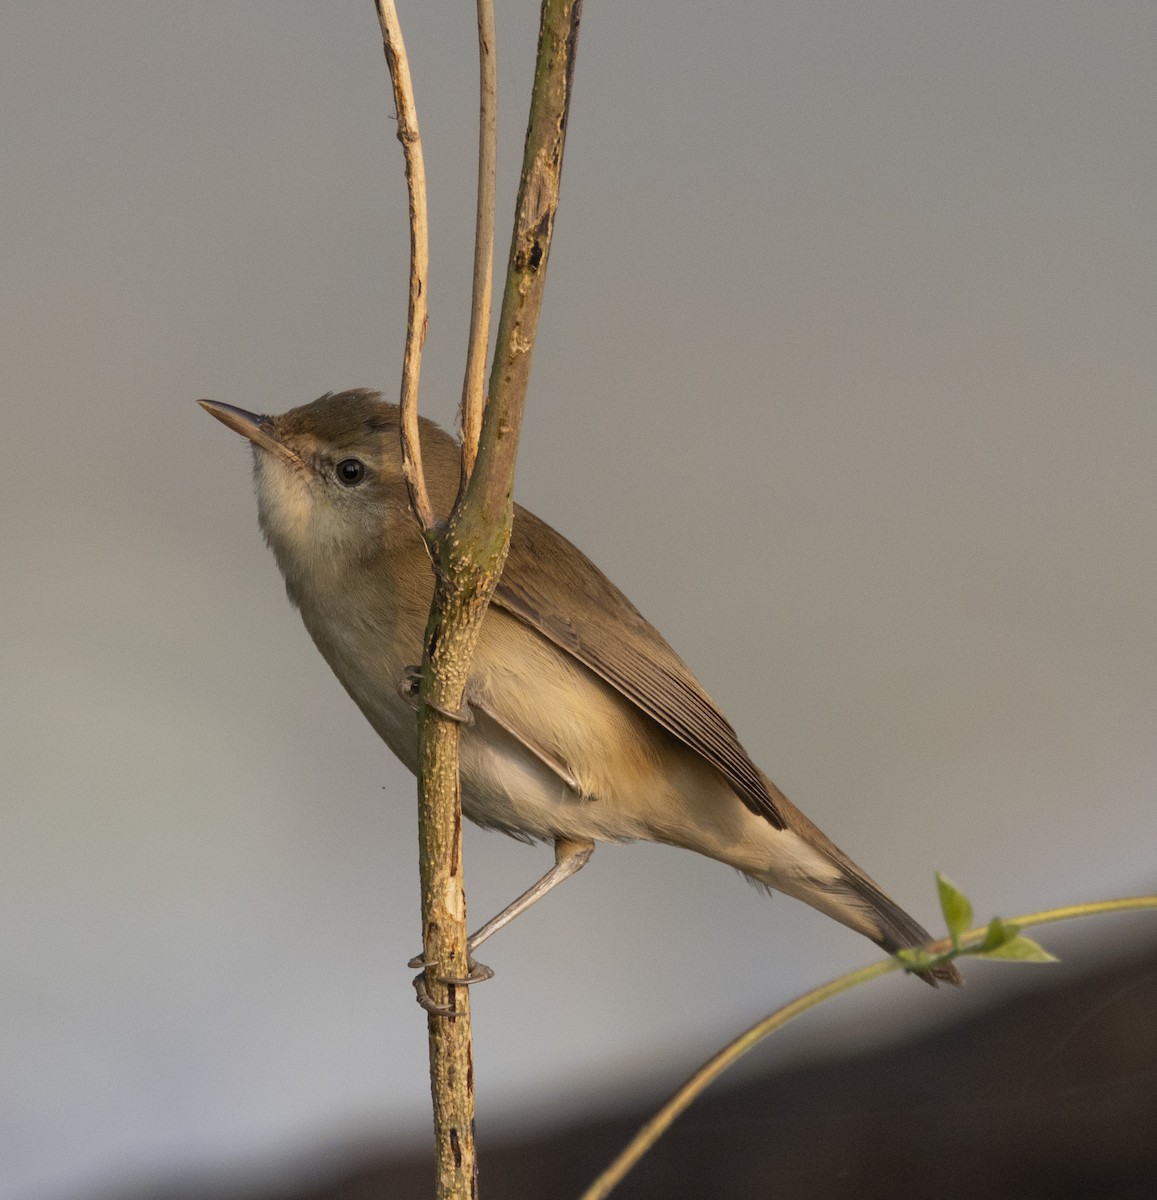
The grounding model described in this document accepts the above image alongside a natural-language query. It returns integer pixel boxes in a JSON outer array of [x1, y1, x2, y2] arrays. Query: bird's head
[[199, 389, 457, 587]]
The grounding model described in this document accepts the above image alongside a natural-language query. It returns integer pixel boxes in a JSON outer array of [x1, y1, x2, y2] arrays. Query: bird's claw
[[397, 666, 474, 725], [411, 956, 494, 1017], [442, 959, 495, 987]]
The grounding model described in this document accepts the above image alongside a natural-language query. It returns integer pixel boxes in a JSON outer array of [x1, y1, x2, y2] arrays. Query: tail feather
[[837, 869, 964, 988], [763, 774, 964, 988]]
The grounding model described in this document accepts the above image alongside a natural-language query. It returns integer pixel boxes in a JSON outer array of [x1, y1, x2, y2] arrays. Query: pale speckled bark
[[376, 3, 583, 1198]]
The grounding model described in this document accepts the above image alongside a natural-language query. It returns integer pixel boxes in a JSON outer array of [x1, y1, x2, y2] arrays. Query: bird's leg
[[468, 836, 595, 954], [408, 837, 595, 974]]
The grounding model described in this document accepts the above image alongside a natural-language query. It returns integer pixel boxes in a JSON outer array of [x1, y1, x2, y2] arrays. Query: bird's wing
[[468, 694, 582, 794], [491, 505, 786, 829]]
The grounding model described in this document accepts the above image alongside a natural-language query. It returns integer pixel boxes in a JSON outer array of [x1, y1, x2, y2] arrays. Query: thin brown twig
[[372, 4, 583, 1198], [413, 2, 582, 1191], [458, 0, 497, 481], [463, 0, 583, 532], [373, 5, 476, 1197], [374, 0, 435, 533]]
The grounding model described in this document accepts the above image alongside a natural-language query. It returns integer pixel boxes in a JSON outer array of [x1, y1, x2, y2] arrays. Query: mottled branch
[[374, 4, 583, 1198]]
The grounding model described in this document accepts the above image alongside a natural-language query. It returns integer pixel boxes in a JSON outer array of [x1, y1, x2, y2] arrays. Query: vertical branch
[[459, 1, 498, 480], [460, 0, 583, 534], [374, 0, 435, 534], [417, 2, 582, 1196], [374, 5, 474, 1199], [375, 3, 583, 1198]]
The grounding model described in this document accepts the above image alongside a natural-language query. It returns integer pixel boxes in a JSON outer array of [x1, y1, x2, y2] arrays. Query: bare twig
[[373, 3, 583, 1199], [459, 0, 497, 479], [374, 6, 473, 1197], [463, 0, 583, 532], [374, 0, 435, 534]]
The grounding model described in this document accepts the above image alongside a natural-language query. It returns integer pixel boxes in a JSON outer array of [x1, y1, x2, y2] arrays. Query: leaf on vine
[[975, 934, 1059, 964], [936, 872, 973, 945], [977, 915, 1019, 953]]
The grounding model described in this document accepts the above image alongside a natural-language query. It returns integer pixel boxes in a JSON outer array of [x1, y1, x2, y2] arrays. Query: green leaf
[[977, 916, 1019, 953], [976, 934, 1059, 964], [895, 947, 934, 971], [936, 872, 974, 944]]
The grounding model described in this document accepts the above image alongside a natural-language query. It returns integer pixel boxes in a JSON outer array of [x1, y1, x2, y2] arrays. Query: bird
[[200, 389, 962, 988]]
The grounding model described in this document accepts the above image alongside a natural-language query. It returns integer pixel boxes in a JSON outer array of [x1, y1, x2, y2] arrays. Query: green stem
[[578, 894, 1157, 1200]]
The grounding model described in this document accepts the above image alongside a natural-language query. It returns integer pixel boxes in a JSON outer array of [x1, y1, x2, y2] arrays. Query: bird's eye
[[335, 458, 366, 486]]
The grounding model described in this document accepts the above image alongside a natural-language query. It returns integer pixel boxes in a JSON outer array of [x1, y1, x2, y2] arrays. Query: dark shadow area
[[108, 938, 1157, 1200]]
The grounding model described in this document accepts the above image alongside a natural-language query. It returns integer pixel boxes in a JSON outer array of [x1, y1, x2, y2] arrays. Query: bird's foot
[[411, 956, 495, 1017], [396, 666, 474, 725]]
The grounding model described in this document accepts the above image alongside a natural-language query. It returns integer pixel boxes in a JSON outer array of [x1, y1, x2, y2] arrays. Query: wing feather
[[492, 506, 786, 829]]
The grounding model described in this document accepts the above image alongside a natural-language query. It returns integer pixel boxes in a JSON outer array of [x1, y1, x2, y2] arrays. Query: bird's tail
[[762, 775, 964, 988], [830, 861, 964, 988]]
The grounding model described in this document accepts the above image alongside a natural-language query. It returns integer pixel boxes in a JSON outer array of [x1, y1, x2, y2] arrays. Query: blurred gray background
[[2, 3, 1155, 1198]]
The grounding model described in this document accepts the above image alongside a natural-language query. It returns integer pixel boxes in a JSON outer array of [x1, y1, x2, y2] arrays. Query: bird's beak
[[198, 400, 303, 468]]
